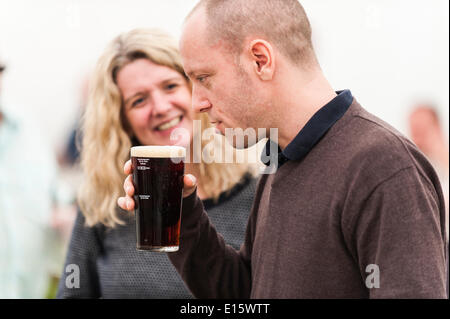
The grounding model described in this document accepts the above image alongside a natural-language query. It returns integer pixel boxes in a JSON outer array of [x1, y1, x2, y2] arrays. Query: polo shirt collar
[[262, 89, 353, 167]]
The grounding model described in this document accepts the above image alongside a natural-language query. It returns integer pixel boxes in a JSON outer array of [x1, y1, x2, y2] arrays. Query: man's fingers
[[117, 196, 135, 211], [118, 172, 135, 212], [117, 197, 127, 210], [123, 175, 134, 196], [125, 196, 135, 210], [119, 171, 195, 209], [124, 159, 132, 175]]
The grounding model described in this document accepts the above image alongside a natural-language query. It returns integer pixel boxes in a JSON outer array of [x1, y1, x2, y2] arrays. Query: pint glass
[[131, 146, 185, 252]]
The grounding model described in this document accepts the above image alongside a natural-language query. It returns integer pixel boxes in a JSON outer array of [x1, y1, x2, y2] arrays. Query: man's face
[[180, 9, 267, 149]]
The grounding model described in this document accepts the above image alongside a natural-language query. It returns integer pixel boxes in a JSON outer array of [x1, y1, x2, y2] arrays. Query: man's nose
[[192, 88, 212, 113], [193, 100, 212, 113]]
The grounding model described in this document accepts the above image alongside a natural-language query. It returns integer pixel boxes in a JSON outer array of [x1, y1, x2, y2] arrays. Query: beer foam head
[[131, 146, 186, 158]]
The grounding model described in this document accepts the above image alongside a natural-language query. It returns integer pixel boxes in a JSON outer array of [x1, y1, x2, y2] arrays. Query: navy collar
[[262, 90, 353, 167]]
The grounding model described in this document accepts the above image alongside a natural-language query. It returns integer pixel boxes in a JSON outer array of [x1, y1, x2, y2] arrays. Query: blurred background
[[0, 0, 448, 298]]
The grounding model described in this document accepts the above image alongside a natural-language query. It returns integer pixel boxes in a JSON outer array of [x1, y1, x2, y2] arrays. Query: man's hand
[[117, 159, 197, 211]]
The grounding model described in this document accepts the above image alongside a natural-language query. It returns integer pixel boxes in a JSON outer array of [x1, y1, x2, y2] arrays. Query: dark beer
[[131, 146, 185, 252]]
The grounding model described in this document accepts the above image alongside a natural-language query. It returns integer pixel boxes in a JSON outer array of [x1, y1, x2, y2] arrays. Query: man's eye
[[197, 75, 208, 83]]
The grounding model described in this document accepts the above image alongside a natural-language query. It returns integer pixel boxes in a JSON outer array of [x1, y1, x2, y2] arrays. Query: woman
[[56, 28, 258, 298]]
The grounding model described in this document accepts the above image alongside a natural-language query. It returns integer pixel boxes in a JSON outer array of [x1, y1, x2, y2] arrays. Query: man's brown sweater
[[169, 98, 448, 298]]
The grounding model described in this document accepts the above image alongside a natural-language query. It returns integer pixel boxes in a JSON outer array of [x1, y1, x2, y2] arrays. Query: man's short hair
[[192, 0, 316, 67], [0, 64, 5, 73]]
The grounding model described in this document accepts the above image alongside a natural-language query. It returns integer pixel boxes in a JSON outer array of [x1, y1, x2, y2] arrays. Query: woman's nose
[[151, 91, 172, 116]]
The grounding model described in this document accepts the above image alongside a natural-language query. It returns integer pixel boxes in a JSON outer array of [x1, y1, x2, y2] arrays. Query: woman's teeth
[[156, 116, 182, 131]]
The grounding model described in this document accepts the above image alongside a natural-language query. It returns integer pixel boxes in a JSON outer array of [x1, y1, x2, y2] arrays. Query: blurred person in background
[[0, 63, 4, 91], [57, 28, 258, 298], [409, 104, 449, 242], [58, 74, 90, 167], [52, 75, 89, 247], [0, 58, 67, 298]]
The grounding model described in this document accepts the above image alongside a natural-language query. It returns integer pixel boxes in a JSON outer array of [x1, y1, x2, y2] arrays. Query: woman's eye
[[165, 83, 179, 90], [131, 97, 145, 107]]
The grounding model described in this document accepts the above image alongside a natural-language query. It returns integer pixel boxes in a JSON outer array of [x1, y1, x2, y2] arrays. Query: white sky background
[[0, 0, 448, 152]]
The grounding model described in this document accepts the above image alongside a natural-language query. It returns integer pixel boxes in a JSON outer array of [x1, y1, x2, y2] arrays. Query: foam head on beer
[[131, 145, 186, 159]]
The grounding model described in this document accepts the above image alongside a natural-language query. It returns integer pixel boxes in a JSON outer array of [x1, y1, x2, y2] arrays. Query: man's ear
[[249, 39, 275, 81]]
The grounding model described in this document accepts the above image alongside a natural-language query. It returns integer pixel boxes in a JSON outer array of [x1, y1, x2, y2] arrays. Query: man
[[118, 0, 447, 298]]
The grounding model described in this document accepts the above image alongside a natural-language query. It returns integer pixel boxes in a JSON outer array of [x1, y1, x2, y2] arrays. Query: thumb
[[183, 174, 197, 198]]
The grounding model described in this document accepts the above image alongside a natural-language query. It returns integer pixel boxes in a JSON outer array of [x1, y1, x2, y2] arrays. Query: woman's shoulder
[[70, 210, 103, 242], [202, 173, 258, 210], [69, 209, 135, 255]]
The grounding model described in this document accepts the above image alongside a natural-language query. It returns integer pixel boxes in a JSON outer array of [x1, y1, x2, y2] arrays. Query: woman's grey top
[[57, 175, 256, 298]]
